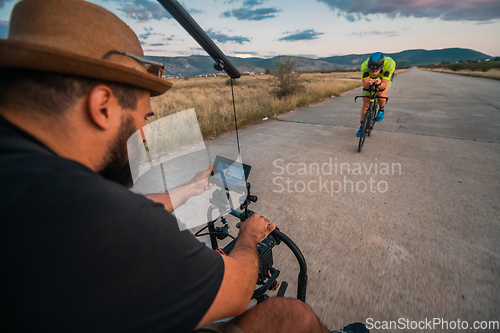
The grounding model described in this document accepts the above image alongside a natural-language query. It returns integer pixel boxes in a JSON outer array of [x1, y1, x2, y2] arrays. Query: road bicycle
[[354, 84, 389, 153]]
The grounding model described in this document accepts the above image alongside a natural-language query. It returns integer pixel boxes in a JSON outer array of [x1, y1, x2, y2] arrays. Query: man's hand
[[195, 213, 275, 328], [368, 78, 382, 85], [146, 165, 214, 212], [236, 214, 275, 243], [186, 165, 214, 197]]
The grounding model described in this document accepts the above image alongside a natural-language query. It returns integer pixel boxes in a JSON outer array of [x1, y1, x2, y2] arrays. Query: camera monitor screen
[[211, 155, 251, 191]]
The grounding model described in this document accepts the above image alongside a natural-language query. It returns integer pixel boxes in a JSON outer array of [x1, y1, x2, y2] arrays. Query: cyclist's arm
[[362, 78, 371, 90], [378, 78, 390, 90], [361, 70, 371, 90], [195, 214, 275, 328], [379, 59, 395, 90]]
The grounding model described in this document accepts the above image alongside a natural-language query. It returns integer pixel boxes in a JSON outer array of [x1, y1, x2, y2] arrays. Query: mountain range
[[146, 48, 491, 77]]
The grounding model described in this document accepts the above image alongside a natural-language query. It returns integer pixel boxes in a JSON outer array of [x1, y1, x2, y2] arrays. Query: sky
[[1, 0, 499, 58]]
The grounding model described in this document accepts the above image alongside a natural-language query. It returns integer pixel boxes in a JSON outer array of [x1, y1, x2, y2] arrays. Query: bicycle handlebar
[[354, 83, 389, 102], [354, 95, 389, 102]]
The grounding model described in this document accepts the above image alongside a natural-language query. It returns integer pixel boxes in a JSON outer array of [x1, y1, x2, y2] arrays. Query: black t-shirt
[[0, 115, 224, 332]]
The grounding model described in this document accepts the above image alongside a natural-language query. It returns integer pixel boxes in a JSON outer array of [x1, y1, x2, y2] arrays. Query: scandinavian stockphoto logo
[[272, 158, 402, 195]]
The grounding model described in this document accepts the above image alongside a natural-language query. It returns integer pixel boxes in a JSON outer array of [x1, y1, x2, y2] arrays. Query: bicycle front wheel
[[358, 110, 370, 153], [368, 103, 377, 137]]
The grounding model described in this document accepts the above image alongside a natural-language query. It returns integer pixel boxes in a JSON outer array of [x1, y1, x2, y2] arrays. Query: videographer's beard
[[98, 114, 136, 188]]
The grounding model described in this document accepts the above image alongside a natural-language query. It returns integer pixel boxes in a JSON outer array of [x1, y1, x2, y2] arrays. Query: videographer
[[0, 0, 330, 332]]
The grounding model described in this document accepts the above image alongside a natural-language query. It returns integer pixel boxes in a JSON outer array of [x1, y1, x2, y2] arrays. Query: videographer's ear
[[87, 85, 119, 130]]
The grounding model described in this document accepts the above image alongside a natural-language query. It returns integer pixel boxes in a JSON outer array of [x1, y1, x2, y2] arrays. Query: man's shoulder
[[0, 140, 172, 236]]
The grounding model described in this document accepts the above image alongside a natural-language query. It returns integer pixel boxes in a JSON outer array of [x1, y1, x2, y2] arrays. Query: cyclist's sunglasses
[[102, 50, 164, 78]]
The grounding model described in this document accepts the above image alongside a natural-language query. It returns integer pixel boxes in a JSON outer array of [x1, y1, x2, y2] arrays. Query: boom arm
[[157, 0, 241, 79]]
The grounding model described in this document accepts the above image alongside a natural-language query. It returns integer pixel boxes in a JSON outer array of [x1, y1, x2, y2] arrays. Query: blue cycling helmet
[[368, 52, 385, 71]]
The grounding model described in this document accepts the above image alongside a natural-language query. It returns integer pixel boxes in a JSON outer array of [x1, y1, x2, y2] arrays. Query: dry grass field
[[150, 72, 363, 138], [421, 68, 500, 80], [150, 70, 408, 139]]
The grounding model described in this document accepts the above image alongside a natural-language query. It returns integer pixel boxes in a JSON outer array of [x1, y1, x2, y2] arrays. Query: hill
[[147, 48, 491, 77]]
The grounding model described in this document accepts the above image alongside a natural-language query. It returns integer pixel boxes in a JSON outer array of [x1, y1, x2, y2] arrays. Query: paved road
[[205, 68, 500, 332], [280, 68, 500, 143]]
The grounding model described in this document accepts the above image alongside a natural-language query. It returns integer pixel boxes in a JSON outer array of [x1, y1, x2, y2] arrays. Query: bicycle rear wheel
[[358, 110, 370, 152]]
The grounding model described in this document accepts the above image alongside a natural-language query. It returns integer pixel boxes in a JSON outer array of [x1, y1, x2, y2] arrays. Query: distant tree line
[[420, 58, 500, 72]]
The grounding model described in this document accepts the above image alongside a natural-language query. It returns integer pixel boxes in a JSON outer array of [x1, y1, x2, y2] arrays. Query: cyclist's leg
[[377, 84, 390, 109], [376, 84, 390, 122], [360, 96, 370, 121], [377, 73, 393, 109], [357, 95, 370, 136]]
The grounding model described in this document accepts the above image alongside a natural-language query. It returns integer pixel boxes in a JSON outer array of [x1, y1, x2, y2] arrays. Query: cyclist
[[356, 52, 396, 137]]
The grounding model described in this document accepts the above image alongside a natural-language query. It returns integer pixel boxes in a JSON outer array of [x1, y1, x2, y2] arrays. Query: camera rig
[[157, 0, 308, 303], [196, 156, 308, 303]]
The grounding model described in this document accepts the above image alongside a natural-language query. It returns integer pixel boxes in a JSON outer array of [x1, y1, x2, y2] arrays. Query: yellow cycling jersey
[[361, 56, 396, 81]]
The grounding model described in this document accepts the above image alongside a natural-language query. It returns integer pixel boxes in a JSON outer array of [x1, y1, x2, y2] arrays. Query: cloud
[[206, 29, 251, 44], [279, 29, 324, 42], [148, 43, 168, 46], [188, 8, 203, 15], [222, 7, 280, 20], [163, 35, 175, 41], [137, 27, 167, 42], [121, 0, 172, 22], [350, 30, 398, 37], [243, 0, 267, 7], [318, 0, 500, 21], [0, 0, 14, 10]]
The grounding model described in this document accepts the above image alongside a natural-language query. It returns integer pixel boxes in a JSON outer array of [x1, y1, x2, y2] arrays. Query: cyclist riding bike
[[356, 52, 396, 137]]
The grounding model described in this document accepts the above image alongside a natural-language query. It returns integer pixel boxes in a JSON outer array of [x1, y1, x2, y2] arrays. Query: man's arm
[[195, 214, 275, 328], [146, 166, 213, 212]]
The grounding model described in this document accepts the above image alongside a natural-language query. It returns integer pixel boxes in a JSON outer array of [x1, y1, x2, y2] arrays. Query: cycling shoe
[[376, 110, 384, 122], [356, 121, 363, 137]]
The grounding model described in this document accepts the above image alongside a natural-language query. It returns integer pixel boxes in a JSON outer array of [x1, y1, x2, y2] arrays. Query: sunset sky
[[1, 0, 499, 58]]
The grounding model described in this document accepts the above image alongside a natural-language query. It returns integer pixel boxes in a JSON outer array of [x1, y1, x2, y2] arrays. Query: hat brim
[[0, 39, 172, 96]]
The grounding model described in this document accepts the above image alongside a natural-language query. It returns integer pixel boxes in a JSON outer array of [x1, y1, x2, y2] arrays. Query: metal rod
[[157, 0, 241, 78]]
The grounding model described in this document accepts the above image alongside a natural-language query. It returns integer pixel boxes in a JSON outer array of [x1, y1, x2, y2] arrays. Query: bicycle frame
[[354, 84, 389, 152]]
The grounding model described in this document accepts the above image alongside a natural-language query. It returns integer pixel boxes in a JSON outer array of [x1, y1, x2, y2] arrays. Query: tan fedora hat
[[0, 0, 172, 96]]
